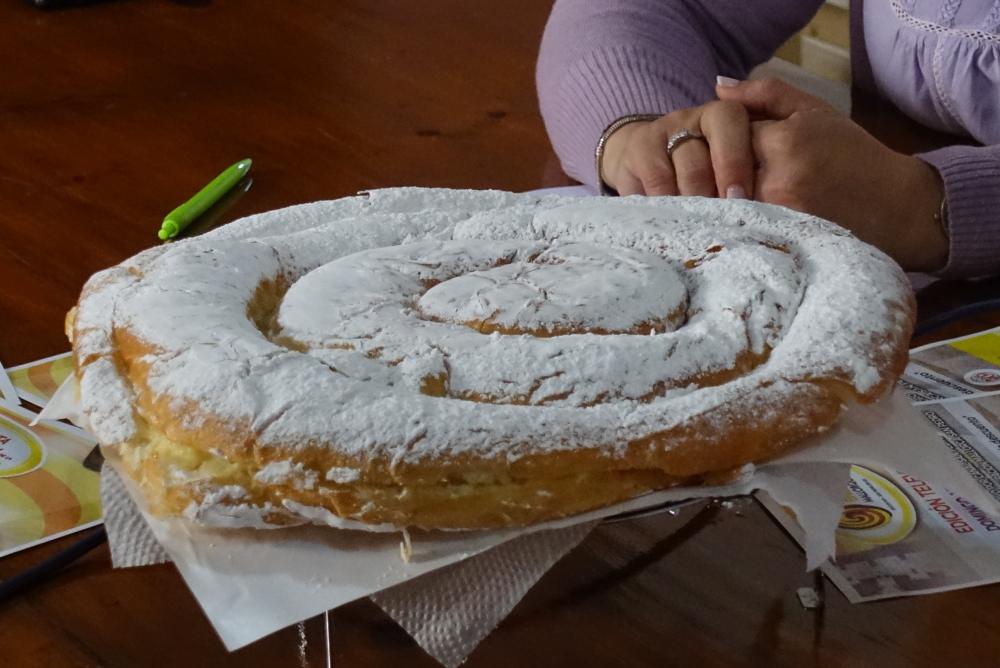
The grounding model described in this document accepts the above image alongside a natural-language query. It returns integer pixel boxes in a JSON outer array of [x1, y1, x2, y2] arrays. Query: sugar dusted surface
[[72, 188, 914, 524]]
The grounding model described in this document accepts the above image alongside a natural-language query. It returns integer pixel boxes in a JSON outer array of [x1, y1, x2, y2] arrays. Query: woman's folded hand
[[719, 78, 948, 272]]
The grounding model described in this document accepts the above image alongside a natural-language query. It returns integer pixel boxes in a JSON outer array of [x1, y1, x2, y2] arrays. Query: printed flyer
[[762, 328, 1000, 602], [6, 352, 74, 408], [0, 401, 102, 557], [900, 326, 1000, 403]]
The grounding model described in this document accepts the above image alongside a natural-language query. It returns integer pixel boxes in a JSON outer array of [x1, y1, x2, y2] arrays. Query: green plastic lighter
[[157, 158, 252, 241]]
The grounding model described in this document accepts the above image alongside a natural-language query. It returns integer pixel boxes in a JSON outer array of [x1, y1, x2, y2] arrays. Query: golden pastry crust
[[69, 189, 915, 529]]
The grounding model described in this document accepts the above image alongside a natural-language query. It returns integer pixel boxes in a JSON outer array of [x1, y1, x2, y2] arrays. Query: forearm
[[917, 144, 1000, 279], [536, 0, 822, 189]]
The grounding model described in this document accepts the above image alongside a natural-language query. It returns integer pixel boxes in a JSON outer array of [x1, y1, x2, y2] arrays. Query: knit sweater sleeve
[[536, 0, 823, 189], [917, 144, 1000, 279]]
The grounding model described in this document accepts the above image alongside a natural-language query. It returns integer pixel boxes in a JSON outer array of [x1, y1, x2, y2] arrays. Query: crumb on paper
[[796, 586, 822, 610], [715, 496, 751, 516], [399, 528, 412, 563]]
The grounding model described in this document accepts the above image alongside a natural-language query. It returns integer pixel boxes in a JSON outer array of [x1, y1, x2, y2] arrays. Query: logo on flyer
[[964, 368, 1000, 386], [837, 466, 917, 554], [840, 504, 893, 530]]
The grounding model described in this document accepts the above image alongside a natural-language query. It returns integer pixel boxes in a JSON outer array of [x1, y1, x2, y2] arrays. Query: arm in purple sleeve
[[918, 144, 1000, 278], [536, 0, 822, 189]]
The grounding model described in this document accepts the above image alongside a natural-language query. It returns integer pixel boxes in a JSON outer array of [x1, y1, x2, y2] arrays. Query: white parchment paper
[[0, 358, 20, 407], [46, 379, 998, 665]]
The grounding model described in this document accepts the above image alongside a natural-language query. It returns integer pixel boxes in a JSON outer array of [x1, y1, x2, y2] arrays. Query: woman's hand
[[600, 100, 755, 199], [717, 78, 948, 272]]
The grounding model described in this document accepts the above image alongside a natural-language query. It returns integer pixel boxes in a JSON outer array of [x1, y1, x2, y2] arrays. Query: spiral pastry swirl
[[69, 189, 914, 529]]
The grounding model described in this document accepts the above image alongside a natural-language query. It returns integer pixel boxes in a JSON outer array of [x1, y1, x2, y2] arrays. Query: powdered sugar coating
[[72, 189, 913, 509], [278, 239, 697, 405], [415, 241, 687, 335]]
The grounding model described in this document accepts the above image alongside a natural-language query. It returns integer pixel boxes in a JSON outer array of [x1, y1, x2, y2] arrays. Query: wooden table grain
[[1, 2, 997, 667]]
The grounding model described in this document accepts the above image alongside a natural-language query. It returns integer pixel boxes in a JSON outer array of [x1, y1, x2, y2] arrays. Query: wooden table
[[1, 2, 997, 666]]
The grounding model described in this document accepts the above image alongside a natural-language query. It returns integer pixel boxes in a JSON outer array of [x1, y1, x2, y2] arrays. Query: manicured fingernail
[[726, 185, 747, 199], [716, 75, 741, 88]]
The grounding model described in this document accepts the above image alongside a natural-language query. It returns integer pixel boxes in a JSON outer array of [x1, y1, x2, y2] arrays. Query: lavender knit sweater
[[536, 0, 1000, 278]]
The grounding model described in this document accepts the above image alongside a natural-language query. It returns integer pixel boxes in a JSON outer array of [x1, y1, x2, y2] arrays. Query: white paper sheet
[[39, 355, 995, 662], [0, 358, 20, 407]]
